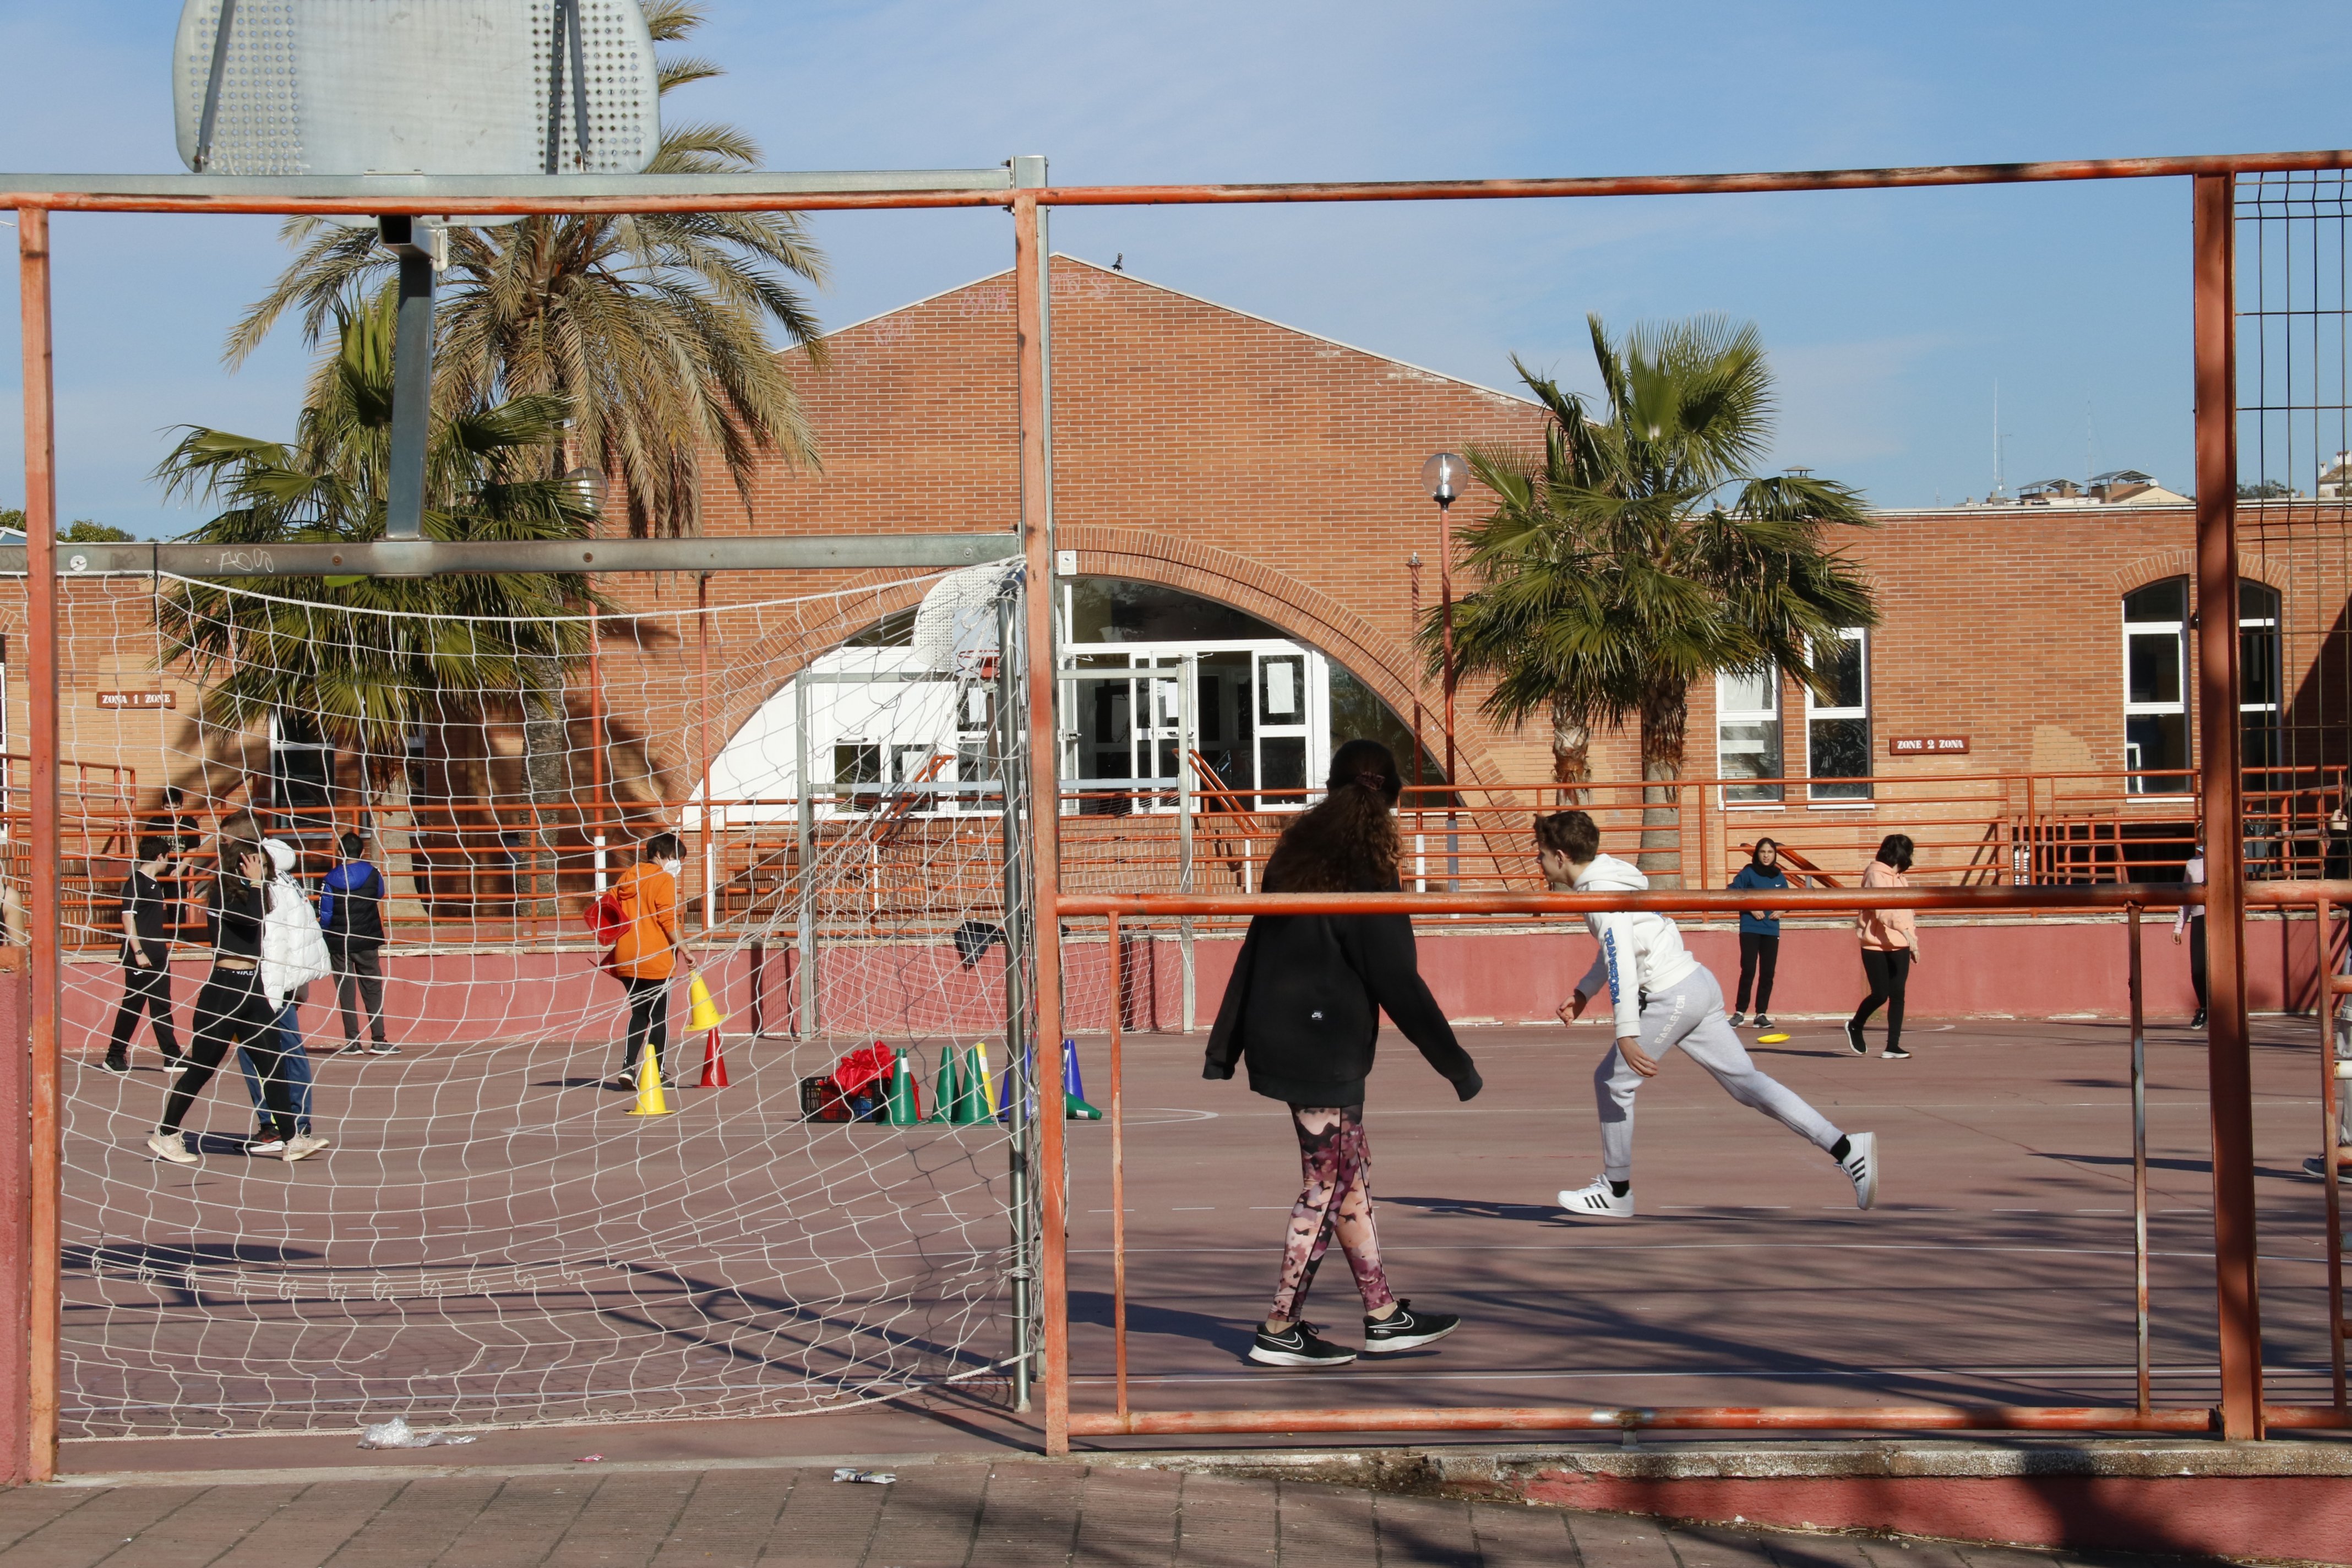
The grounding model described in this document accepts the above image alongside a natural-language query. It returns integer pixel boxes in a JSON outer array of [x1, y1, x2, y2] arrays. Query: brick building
[[10, 254, 2352, 901]]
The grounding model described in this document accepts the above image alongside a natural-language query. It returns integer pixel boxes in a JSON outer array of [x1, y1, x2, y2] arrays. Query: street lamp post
[[1423, 453, 1467, 893]]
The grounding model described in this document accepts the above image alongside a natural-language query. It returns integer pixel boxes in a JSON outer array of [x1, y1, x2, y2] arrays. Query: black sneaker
[[2190, 1009, 2208, 1029], [1882, 1046, 1912, 1061], [95, 1057, 128, 1074], [1362, 1299, 1460, 1355], [1727, 1011, 1746, 1028], [1844, 1020, 1867, 1055], [1247, 1321, 1356, 1369], [367, 1042, 400, 1056], [1752, 1015, 1774, 1031]]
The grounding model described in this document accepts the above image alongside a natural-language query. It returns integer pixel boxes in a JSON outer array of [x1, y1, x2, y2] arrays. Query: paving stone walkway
[[0, 1461, 2222, 1567]]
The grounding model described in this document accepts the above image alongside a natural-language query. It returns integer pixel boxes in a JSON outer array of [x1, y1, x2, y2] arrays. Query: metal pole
[[1437, 499, 1459, 896], [997, 595, 1032, 1413], [18, 208, 60, 1483], [2320, 897, 2344, 1412], [1109, 912, 1128, 1427], [1012, 168, 1071, 1456], [1178, 654, 1196, 1033], [382, 219, 435, 540], [1408, 553, 1425, 792], [2129, 904, 2152, 1416], [589, 601, 607, 892], [2192, 170, 2264, 1441], [698, 573, 714, 934], [795, 673, 816, 1039]]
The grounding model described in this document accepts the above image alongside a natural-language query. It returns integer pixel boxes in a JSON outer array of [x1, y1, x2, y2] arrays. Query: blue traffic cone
[[996, 1041, 1035, 1125], [1062, 1037, 1102, 1120]]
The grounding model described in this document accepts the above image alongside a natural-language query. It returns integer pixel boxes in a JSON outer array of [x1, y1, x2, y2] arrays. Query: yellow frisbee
[[1755, 1032, 1792, 1044]]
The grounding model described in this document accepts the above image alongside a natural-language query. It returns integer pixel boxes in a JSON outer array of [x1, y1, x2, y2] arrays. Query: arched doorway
[[696, 578, 1441, 820]]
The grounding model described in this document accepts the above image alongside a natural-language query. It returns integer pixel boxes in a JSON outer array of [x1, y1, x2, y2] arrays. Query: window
[[2240, 580, 2282, 775], [1806, 629, 1871, 802], [1717, 666, 1783, 803], [2123, 578, 2189, 793], [2119, 577, 2280, 796], [834, 741, 882, 812]]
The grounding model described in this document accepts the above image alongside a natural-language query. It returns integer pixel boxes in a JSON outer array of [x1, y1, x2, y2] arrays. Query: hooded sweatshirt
[[1572, 853, 1701, 1038]]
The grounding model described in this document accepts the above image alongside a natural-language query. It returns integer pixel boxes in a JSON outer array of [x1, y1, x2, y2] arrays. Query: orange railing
[[17, 763, 2349, 951]]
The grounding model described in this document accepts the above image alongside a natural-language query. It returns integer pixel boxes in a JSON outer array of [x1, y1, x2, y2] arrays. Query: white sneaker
[[145, 1133, 198, 1167], [282, 1134, 332, 1162], [246, 1135, 288, 1157], [1559, 1175, 1633, 1219], [1841, 1131, 1879, 1210]]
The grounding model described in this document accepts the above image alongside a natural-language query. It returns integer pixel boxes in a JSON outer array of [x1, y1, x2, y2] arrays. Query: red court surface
[[47, 1014, 2345, 1476], [1060, 1015, 2341, 1435]]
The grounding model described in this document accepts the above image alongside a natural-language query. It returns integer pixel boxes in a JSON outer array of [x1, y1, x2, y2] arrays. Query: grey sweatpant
[[1596, 966, 1843, 1183]]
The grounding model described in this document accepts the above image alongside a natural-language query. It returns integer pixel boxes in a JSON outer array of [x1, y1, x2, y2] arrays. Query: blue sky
[[1, 1, 2346, 534]]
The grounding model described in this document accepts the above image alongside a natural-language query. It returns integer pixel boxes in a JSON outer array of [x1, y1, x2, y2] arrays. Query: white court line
[[1074, 1240, 2333, 1265], [1171, 1206, 1216, 1211]]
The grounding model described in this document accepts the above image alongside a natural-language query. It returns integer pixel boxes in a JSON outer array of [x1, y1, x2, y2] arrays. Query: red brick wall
[[4, 258, 2349, 843]]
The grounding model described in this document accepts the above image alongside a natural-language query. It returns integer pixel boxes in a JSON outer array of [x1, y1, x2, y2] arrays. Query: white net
[[41, 565, 1044, 1438]]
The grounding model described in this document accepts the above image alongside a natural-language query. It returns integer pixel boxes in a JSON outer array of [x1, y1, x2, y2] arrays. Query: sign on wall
[[1888, 734, 1968, 755], [96, 692, 176, 711]]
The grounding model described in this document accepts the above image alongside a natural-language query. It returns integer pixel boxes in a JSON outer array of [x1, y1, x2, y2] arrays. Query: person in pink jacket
[[1845, 834, 1920, 1060]]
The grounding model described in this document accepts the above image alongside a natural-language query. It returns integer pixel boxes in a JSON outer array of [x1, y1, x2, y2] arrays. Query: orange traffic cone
[[698, 1028, 731, 1088]]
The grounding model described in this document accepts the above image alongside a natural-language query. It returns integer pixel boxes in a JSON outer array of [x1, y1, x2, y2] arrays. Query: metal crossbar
[[0, 535, 1019, 578]]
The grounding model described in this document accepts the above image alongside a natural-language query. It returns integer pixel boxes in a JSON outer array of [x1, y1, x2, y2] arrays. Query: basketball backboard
[[174, 0, 659, 177]]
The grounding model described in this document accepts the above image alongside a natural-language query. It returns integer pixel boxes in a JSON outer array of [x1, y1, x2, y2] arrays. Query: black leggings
[[1850, 948, 1913, 1052], [1735, 932, 1779, 1014], [106, 963, 181, 1063], [2188, 917, 2207, 1011], [160, 966, 300, 1139], [621, 975, 671, 1077]]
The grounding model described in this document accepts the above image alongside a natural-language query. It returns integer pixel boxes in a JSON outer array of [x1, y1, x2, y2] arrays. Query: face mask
[[659, 858, 683, 877]]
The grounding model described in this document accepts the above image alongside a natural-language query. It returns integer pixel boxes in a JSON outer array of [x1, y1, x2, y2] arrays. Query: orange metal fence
[[1060, 880, 2352, 1441], [18, 764, 2351, 951]]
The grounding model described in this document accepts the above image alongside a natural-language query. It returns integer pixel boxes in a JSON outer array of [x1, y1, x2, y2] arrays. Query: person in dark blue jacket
[[319, 832, 395, 1055], [1727, 839, 1793, 1029]]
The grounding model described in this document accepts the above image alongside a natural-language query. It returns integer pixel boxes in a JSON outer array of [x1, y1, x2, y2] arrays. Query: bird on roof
[[1112, 253, 1124, 271]]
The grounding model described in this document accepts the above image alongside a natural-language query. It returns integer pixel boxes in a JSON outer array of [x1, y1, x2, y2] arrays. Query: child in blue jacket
[[1728, 839, 1793, 1029]]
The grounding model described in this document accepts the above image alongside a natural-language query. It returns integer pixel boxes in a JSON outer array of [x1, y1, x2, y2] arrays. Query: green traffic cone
[[885, 1049, 921, 1126], [949, 1045, 987, 1124], [1064, 1090, 1103, 1121], [928, 1047, 961, 1123]]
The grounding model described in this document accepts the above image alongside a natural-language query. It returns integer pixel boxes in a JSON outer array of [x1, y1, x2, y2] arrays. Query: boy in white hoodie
[[1534, 810, 1877, 1217]]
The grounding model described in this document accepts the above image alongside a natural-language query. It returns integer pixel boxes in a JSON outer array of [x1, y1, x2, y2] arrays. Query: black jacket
[[1204, 894, 1480, 1107]]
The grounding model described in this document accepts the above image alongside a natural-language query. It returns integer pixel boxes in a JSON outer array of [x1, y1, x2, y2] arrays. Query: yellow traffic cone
[[625, 1044, 673, 1116], [687, 973, 727, 1032]]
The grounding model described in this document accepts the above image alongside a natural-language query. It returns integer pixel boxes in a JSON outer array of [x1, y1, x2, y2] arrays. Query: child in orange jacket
[[609, 831, 694, 1088]]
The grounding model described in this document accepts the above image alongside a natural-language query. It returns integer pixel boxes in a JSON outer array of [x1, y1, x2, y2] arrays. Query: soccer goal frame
[[4, 146, 2347, 1477]]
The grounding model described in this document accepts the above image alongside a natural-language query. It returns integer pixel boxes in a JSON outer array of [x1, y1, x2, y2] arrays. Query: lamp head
[[1422, 451, 1467, 507]]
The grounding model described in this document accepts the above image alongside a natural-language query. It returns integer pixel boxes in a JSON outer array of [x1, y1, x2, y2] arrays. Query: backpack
[[260, 874, 335, 1006], [584, 891, 626, 946]]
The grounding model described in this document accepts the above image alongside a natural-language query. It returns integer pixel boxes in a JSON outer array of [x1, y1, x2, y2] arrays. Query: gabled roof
[[809, 253, 1538, 408]]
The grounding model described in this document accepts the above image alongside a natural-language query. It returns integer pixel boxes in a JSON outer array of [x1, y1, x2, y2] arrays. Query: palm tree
[[222, 1, 827, 538], [1434, 314, 1879, 880], [156, 296, 607, 916]]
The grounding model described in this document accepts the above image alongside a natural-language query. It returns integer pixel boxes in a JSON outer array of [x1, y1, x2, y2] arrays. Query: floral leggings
[[1269, 1104, 1395, 1323]]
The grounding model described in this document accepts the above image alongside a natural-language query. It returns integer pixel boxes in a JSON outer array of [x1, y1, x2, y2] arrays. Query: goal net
[[41, 562, 1044, 1438]]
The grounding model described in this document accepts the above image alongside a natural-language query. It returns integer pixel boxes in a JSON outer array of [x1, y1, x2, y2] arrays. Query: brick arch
[[1059, 525, 1509, 790], [2109, 551, 2282, 599]]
